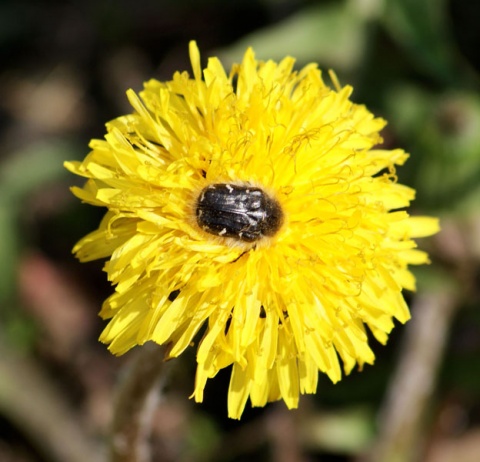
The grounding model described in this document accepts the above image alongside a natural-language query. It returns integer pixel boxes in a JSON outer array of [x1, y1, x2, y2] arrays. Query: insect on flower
[[65, 41, 439, 419], [195, 183, 284, 242]]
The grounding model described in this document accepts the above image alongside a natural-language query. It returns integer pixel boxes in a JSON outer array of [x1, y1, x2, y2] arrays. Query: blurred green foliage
[[0, 142, 72, 301]]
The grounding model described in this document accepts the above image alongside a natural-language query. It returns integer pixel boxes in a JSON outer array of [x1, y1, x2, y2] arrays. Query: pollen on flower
[[65, 41, 440, 419]]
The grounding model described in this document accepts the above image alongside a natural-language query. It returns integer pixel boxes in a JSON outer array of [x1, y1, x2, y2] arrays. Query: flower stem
[[110, 343, 169, 462]]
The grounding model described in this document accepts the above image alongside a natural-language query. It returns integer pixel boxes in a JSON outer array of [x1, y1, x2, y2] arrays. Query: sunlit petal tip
[[189, 40, 202, 81]]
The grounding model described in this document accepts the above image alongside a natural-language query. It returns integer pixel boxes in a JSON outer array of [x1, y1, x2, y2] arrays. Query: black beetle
[[195, 183, 283, 242]]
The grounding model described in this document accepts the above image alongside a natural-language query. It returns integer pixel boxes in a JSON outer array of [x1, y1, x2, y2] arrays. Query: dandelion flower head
[[65, 41, 439, 419]]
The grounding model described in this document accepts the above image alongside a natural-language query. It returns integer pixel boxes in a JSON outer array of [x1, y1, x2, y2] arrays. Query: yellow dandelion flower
[[65, 41, 439, 419]]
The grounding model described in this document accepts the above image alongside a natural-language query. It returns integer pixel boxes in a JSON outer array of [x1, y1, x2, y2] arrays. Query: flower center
[[195, 183, 284, 242]]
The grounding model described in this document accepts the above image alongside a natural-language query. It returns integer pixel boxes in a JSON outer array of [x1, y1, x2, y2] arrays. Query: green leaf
[[0, 139, 75, 202], [301, 406, 375, 453], [383, 0, 459, 84], [0, 206, 18, 305], [217, 2, 372, 71], [386, 85, 480, 212]]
